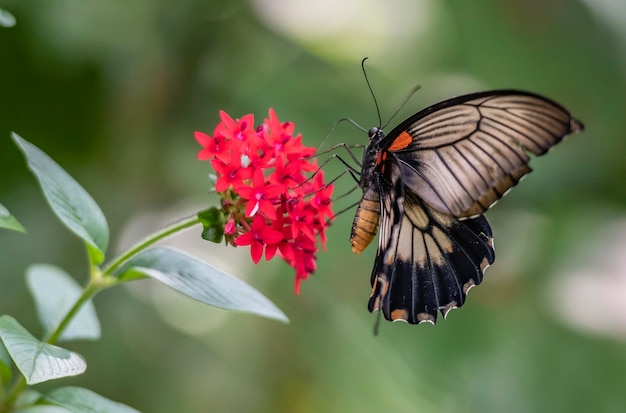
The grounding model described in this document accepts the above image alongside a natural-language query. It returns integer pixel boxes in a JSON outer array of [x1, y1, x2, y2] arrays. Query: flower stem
[[1, 278, 101, 410], [102, 214, 201, 276], [44, 214, 201, 344], [1, 214, 203, 412], [44, 280, 101, 344]]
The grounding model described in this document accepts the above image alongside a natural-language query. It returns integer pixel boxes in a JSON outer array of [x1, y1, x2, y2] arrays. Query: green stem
[[2, 279, 98, 410], [2, 270, 103, 411], [46, 214, 202, 344], [102, 214, 201, 276], [2, 214, 202, 412], [45, 281, 101, 344]]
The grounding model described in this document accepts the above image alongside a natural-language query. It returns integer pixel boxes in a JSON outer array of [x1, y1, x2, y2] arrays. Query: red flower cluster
[[195, 109, 334, 293]]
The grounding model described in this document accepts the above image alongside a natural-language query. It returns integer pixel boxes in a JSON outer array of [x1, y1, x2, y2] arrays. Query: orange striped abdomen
[[350, 188, 380, 254]]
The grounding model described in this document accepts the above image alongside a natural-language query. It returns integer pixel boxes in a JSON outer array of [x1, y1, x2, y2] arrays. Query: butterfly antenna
[[361, 57, 382, 128], [381, 84, 422, 130]]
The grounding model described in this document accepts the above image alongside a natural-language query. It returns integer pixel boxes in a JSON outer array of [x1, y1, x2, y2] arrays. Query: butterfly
[[350, 90, 584, 325]]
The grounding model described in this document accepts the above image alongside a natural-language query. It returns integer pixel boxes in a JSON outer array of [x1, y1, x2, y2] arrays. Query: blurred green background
[[1, 0, 626, 412]]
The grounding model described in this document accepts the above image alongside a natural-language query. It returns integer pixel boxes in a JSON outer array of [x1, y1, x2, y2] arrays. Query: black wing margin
[[368, 158, 495, 324]]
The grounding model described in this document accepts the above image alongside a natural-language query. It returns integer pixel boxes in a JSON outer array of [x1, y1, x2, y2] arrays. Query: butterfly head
[[368, 127, 379, 139]]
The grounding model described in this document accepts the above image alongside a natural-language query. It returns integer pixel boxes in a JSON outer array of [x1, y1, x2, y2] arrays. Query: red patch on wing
[[376, 151, 389, 173], [387, 131, 412, 151], [375, 151, 387, 166]]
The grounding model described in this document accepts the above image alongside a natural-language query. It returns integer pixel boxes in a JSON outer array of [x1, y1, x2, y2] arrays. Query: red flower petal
[[198, 108, 334, 294], [250, 242, 263, 264], [194, 131, 212, 146]]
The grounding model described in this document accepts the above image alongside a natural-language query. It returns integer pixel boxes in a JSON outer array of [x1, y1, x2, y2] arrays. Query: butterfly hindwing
[[368, 157, 495, 324], [386, 90, 584, 218]]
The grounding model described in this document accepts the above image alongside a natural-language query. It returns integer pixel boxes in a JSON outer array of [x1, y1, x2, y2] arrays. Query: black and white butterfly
[[350, 90, 584, 324]]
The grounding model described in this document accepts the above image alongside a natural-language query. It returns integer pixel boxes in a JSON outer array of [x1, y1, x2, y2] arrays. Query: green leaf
[[0, 8, 16, 28], [113, 246, 288, 322], [198, 207, 224, 243], [15, 406, 73, 413], [201, 221, 224, 243], [0, 316, 86, 384], [44, 387, 139, 413], [0, 339, 12, 385], [14, 389, 44, 411], [11, 133, 109, 264], [26, 264, 101, 341], [0, 203, 26, 233]]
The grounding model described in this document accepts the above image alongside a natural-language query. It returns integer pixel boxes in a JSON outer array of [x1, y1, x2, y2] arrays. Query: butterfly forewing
[[387, 91, 584, 218]]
